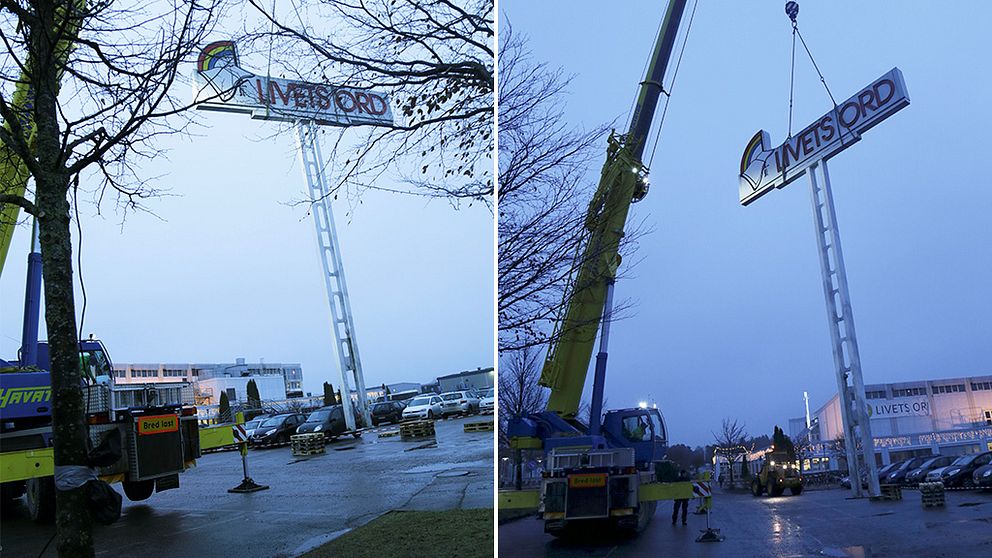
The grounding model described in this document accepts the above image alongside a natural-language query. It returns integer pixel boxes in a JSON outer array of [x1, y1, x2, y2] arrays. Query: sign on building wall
[[739, 67, 909, 205], [866, 396, 931, 419], [193, 41, 394, 127]]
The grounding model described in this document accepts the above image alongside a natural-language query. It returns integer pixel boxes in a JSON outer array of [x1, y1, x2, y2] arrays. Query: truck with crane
[[501, 0, 703, 537], [0, 224, 202, 522]]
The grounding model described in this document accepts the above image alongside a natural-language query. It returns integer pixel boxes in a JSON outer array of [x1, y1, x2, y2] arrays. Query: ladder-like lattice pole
[[807, 158, 880, 498], [296, 121, 372, 430]]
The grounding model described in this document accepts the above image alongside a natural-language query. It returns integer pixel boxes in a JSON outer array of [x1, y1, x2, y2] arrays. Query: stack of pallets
[[400, 420, 435, 440], [290, 433, 326, 456], [878, 484, 902, 501], [463, 420, 495, 433], [919, 482, 945, 508]]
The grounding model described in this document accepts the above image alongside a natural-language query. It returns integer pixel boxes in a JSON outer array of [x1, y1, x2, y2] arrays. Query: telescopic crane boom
[[540, 0, 687, 421]]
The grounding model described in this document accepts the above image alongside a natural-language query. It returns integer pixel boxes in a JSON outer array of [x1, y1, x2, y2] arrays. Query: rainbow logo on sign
[[197, 41, 238, 72]]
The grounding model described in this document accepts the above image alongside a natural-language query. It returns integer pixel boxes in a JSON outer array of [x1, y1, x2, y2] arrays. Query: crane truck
[[0, 223, 202, 522], [501, 0, 701, 537]]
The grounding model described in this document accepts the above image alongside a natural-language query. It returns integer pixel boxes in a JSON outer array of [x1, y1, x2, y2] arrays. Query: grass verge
[[300, 509, 494, 558]]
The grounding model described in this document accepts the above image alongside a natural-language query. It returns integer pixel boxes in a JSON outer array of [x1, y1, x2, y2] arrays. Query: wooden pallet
[[919, 482, 945, 507], [463, 420, 495, 433], [878, 484, 902, 501], [291, 433, 326, 456], [400, 420, 436, 440], [377, 429, 401, 438]]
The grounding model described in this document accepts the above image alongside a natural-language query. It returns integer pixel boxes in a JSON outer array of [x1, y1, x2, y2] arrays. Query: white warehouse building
[[792, 374, 992, 470]]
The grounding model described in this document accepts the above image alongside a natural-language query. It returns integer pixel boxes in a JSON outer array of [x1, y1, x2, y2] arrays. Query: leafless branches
[[244, 0, 493, 206], [497, 25, 644, 352]]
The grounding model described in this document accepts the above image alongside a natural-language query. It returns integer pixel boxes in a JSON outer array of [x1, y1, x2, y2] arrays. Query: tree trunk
[[32, 4, 95, 553]]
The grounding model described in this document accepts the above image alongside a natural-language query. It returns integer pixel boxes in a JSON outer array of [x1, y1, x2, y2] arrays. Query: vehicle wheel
[[791, 485, 803, 496], [751, 479, 763, 497], [122, 479, 155, 502], [963, 477, 976, 489], [766, 479, 775, 497], [26, 477, 56, 523], [427, 410, 434, 420]]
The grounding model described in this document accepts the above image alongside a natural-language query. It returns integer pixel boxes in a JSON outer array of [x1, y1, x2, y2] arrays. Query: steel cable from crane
[[784, 1, 839, 137], [646, 0, 699, 170]]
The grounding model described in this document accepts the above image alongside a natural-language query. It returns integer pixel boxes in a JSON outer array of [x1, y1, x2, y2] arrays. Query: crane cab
[[602, 408, 668, 466]]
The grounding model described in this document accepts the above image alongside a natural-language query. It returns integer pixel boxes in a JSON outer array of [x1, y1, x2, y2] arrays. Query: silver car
[[479, 388, 494, 414], [440, 390, 480, 417], [402, 395, 443, 420]]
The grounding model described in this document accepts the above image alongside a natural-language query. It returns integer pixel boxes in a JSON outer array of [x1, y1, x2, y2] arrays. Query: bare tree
[[497, 24, 643, 352], [245, 0, 493, 205], [497, 345, 547, 444], [712, 418, 748, 484], [0, 1, 220, 555]]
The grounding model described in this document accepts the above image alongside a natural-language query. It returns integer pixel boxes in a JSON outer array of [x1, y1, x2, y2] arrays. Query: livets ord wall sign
[[193, 41, 394, 128], [739, 67, 909, 205]]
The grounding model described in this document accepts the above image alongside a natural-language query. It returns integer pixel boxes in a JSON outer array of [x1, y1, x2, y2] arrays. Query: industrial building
[[113, 357, 304, 398], [437, 367, 495, 393], [790, 374, 992, 471]]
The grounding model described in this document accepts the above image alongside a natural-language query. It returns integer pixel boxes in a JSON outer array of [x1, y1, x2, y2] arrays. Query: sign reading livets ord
[[193, 41, 394, 128], [739, 67, 909, 205]]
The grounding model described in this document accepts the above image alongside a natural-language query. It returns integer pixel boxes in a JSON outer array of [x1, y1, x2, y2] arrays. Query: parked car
[[883, 457, 929, 485], [249, 413, 305, 447], [402, 395, 443, 420], [905, 456, 954, 486], [243, 417, 266, 438], [939, 451, 992, 488], [296, 406, 356, 440], [925, 465, 953, 483], [479, 388, 494, 414], [973, 463, 992, 488], [371, 401, 405, 426], [439, 390, 481, 417]]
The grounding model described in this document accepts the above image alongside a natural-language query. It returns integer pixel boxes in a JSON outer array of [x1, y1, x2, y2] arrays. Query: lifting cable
[[646, 0, 699, 170], [785, 1, 837, 139]]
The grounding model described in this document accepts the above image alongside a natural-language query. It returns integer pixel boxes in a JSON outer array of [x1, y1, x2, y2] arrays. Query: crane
[[503, 0, 703, 537]]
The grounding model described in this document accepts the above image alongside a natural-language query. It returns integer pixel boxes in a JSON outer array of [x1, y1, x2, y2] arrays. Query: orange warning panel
[[137, 414, 179, 435], [569, 473, 607, 488]]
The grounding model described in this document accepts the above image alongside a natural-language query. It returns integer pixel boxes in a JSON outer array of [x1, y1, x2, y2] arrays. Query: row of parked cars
[[842, 450, 992, 489], [400, 388, 495, 421], [242, 388, 496, 446]]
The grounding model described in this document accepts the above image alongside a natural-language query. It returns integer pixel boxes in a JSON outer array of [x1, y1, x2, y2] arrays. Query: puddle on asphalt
[[821, 545, 872, 558], [873, 511, 894, 517], [958, 501, 984, 507]]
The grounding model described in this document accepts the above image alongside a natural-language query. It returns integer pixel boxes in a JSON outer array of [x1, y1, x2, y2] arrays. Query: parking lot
[[1, 415, 493, 558], [499, 486, 992, 557]]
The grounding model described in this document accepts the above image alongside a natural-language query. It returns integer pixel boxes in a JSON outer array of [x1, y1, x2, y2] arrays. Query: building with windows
[[437, 367, 494, 393], [791, 374, 992, 471], [113, 357, 304, 398]]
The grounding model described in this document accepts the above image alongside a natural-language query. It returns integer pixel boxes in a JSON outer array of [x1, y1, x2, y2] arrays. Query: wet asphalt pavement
[[499, 485, 992, 557], [1, 415, 493, 558]]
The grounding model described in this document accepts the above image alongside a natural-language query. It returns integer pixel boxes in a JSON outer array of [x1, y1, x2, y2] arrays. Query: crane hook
[[785, 2, 799, 24]]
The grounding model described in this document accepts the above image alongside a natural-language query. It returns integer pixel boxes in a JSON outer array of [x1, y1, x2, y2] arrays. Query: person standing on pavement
[[672, 469, 691, 525]]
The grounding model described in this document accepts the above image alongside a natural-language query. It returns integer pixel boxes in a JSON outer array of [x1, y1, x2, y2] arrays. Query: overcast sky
[[1, 16, 493, 397], [503, 0, 992, 447]]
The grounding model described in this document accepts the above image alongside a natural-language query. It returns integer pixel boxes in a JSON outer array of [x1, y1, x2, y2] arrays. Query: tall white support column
[[296, 121, 372, 430], [807, 158, 880, 498]]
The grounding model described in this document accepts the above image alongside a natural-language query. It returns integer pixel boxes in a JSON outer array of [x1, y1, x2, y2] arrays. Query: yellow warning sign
[[137, 414, 179, 435]]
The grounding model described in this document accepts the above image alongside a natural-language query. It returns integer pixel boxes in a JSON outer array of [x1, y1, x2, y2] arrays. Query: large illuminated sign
[[193, 41, 394, 127], [739, 67, 909, 205]]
